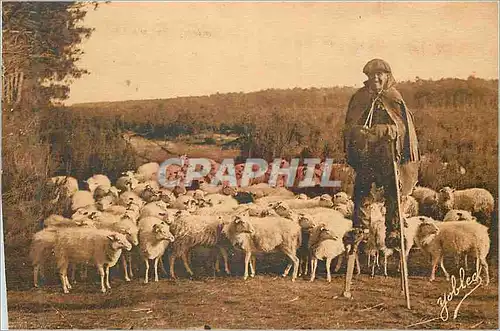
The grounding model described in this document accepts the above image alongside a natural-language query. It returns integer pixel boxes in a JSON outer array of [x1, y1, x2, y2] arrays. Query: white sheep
[[53, 228, 132, 293], [273, 195, 333, 210], [133, 180, 160, 196], [43, 214, 96, 228], [222, 212, 301, 281], [363, 203, 393, 277], [437, 187, 495, 226], [94, 215, 140, 282], [136, 162, 160, 182], [170, 195, 197, 212], [308, 224, 346, 282], [138, 216, 175, 283], [415, 220, 490, 285], [84, 174, 111, 193], [71, 190, 95, 212], [168, 213, 231, 279], [194, 193, 239, 215], [118, 191, 145, 208], [443, 209, 477, 222]]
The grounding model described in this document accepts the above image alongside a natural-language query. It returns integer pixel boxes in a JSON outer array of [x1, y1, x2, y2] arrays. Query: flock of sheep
[[31, 160, 495, 294]]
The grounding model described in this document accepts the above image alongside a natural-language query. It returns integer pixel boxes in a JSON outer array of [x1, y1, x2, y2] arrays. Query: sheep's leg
[[283, 250, 299, 281], [33, 265, 40, 288], [251, 256, 256, 277], [303, 255, 309, 275], [383, 253, 389, 278], [244, 251, 251, 280], [355, 252, 361, 275], [70, 264, 76, 284], [370, 254, 376, 278], [334, 254, 343, 272], [154, 257, 159, 282], [298, 257, 303, 277], [326, 258, 332, 283], [464, 254, 468, 273], [169, 254, 177, 279], [127, 254, 134, 278], [182, 251, 194, 276], [218, 247, 231, 275], [105, 266, 111, 289], [159, 256, 168, 276], [440, 258, 450, 281], [282, 263, 293, 277], [214, 254, 221, 273], [122, 255, 131, 282], [97, 265, 106, 293], [480, 258, 489, 286], [59, 261, 70, 293], [429, 254, 440, 282], [144, 258, 150, 284], [367, 254, 371, 269], [309, 258, 317, 282]]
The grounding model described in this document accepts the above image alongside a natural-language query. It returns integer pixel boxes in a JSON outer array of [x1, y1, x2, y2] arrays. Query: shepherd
[[342, 59, 420, 302]]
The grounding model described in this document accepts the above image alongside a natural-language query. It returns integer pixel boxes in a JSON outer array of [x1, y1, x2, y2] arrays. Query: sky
[[66, 1, 499, 105]]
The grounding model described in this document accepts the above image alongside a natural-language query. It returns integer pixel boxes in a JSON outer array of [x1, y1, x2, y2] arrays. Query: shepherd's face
[[367, 71, 388, 92]]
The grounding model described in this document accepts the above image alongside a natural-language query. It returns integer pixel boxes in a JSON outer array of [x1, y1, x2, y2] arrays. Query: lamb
[[363, 203, 393, 277], [222, 212, 302, 281], [308, 224, 346, 282], [136, 162, 160, 182], [167, 212, 232, 279], [71, 190, 95, 212], [84, 174, 111, 193], [403, 216, 437, 260], [443, 209, 477, 222], [53, 228, 132, 293], [138, 216, 175, 283], [298, 211, 359, 275], [437, 187, 494, 226], [415, 220, 490, 285]]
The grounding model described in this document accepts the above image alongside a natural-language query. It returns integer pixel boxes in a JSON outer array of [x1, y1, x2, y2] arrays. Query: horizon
[[66, 2, 498, 105], [68, 75, 498, 106]]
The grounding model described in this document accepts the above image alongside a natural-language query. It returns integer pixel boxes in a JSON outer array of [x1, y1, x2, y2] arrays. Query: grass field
[[6, 248, 498, 329]]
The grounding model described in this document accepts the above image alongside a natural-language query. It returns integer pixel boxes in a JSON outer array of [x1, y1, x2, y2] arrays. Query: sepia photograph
[[1, 1, 498, 329]]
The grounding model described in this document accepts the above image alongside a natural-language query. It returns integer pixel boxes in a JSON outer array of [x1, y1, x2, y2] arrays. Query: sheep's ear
[[152, 224, 160, 232], [233, 217, 241, 224], [107, 234, 118, 241]]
